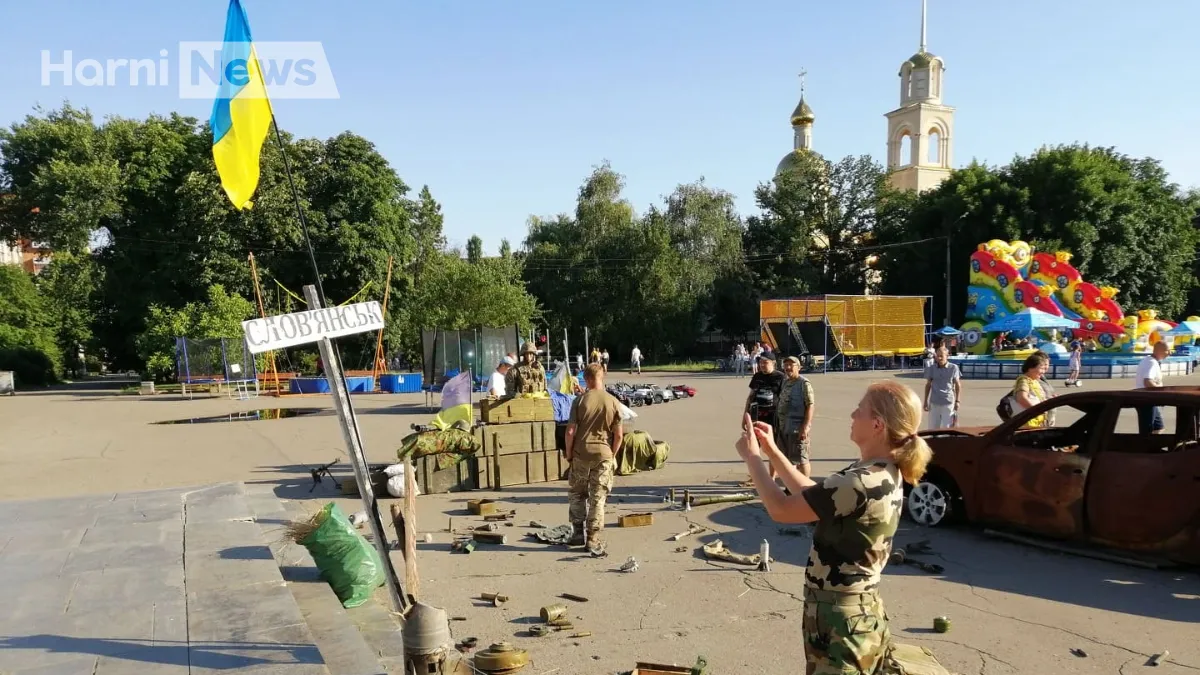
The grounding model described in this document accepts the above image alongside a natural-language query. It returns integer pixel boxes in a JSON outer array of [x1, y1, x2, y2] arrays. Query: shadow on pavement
[[0, 635, 322, 670]]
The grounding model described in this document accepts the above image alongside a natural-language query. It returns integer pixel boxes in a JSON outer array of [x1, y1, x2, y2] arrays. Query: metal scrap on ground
[[702, 540, 771, 567]]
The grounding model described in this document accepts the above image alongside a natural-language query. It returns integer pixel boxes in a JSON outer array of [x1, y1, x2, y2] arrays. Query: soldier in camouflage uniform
[[734, 381, 931, 675], [565, 364, 623, 552], [510, 342, 547, 395]]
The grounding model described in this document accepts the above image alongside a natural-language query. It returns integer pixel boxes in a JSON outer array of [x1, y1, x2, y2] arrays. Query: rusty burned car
[[909, 388, 1200, 565]]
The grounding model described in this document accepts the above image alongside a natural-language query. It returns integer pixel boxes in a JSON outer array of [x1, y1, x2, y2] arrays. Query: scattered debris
[[683, 490, 692, 512], [457, 637, 478, 652], [1070, 648, 1087, 658], [619, 556, 640, 573], [484, 511, 515, 522], [568, 631, 592, 638], [777, 526, 810, 537], [670, 524, 705, 541], [451, 539, 476, 554], [348, 510, 368, 528], [475, 523, 499, 532], [528, 625, 551, 637], [664, 488, 676, 504], [889, 548, 945, 574], [548, 617, 573, 629], [481, 592, 509, 606], [619, 513, 654, 527], [674, 546, 688, 553], [560, 593, 589, 603], [589, 545, 608, 558], [757, 540, 771, 572], [474, 642, 530, 673], [702, 540, 770, 567], [473, 531, 507, 545], [422, 533, 433, 543], [451, 616, 468, 621], [529, 520, 546, 528], [690, 492, 755, 507], [1149, 650, 1169, 666], [629, 662, 695, 675], [540, 604, 568, 622], [534, 524, 575, 545], [933, 616, 951, 633], [468, 499, 499, 516]]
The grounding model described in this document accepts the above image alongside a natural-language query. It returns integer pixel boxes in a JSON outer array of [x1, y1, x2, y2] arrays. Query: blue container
[[290, 376, 376, 394], [379, 372, 424, 394]]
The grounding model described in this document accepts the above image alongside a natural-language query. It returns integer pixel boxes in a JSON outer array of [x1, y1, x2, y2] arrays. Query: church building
[[776, 0, 956, 194]]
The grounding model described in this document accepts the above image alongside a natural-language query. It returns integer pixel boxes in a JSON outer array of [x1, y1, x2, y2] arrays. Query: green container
[[933, 616, 951, 633]]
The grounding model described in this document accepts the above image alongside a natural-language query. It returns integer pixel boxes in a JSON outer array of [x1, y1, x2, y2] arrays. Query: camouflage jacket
[[398, 428, 481, 469], [511, 362, 547, 394], [801, 459, 903, 593]]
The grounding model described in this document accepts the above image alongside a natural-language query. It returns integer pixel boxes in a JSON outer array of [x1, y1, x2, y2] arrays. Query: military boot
[[567, 522, 585, 547], [585, 529, 605, 556]]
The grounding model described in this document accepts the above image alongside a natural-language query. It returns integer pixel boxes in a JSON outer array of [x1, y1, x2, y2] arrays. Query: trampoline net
[[422, 326, 520, 385], [175, 338, 259, 383]]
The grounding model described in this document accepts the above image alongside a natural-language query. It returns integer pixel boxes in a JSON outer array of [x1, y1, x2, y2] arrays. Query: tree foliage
[[874, 145, 1199, 323], [0, 265, 61, 385], [137, 284, 256, 381], [522, 163, 744, 360]]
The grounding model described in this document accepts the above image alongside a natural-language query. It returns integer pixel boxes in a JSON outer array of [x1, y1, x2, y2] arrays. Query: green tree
[[35, 252, 102, 374], [399, 251, 539, 338], [875, 146, 1199, 323], [0, 265, 61, 385], [498, 238, 512, 259], [746, 152, 890, 298], [466, 235, 483, 263], [137, 284, 256, 381]]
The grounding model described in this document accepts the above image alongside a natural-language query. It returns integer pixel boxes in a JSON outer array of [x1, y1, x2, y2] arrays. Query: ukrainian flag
[[432, 371, 474, 430], [211, 0, 273, 210]]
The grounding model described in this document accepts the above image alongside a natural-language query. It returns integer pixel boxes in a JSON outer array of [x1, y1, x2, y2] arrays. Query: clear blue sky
[[2, 1, 1198, 254]]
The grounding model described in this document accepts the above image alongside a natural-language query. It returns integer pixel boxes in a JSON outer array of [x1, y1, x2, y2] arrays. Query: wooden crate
[[480, 397, 554, 424], [493, 450, 568, 488], [487, 423, 536, 456], [414, 453, 489, 495]]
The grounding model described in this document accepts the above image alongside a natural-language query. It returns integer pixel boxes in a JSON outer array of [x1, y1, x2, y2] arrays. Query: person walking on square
[[601, 348, 610, 373], [923, 346, 961, 429], [734, 381, 930, 674], [565, 364, 624, 553], [630, 344, 642, 375], [1135, 341, 1168, 434], [1065, 341, 1083, 387]]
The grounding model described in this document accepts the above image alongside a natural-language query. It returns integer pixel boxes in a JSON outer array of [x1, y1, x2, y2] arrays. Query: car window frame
[[987, 393, 1112, 447]]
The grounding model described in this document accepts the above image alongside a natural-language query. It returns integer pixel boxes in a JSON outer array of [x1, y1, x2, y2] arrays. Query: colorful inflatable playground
[[952, 239, 1197, 379]]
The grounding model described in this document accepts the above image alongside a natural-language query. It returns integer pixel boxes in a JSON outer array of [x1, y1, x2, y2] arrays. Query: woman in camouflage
[[735, 381, 931, 674]]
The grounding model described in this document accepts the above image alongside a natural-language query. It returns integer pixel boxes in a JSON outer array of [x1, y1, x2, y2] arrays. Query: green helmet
[[520, 341, 538, 355]]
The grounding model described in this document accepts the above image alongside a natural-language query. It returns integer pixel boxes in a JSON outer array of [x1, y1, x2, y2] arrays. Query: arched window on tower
[[927, 129, 941, 165], [898, 134, 912, 167]]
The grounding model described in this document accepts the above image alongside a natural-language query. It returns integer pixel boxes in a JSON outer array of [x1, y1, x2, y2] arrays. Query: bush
[[0, 324, 62, 387], [294, 350, 319, 376]]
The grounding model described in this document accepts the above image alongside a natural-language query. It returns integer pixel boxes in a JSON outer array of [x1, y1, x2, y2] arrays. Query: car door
[[975, 399, 1102, 539], [1086, 401, 1200, 551]]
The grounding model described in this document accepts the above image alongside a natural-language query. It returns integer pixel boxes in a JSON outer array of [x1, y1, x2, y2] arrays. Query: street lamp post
[[944, 211, 970, 328]]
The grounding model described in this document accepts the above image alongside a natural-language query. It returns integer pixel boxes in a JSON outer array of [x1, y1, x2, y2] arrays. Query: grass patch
[[639, 360, 719, 373]]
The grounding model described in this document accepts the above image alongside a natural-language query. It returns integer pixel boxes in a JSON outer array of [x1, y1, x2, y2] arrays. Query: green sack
[[299, 503, 385, 608]]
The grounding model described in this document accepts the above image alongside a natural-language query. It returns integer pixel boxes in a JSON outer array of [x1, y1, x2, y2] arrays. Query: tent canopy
[[982, 307, 1079, 334]]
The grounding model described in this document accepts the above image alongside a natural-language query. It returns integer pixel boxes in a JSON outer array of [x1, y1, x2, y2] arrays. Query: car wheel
[[906, 480, 953, 527]]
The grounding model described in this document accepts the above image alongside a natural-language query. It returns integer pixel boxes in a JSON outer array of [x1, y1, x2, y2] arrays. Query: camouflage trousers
[[567, 456, 615, 535], [803, 587, 891, 675]]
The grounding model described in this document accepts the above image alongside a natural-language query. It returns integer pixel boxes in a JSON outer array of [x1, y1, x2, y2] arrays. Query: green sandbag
[[299, 503, 385, 608]]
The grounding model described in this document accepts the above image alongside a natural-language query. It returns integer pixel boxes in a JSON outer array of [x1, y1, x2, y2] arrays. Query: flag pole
[[269, 116, 327, 307]]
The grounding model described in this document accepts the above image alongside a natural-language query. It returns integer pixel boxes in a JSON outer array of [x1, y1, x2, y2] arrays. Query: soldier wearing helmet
[[511, 341, 547, 395]]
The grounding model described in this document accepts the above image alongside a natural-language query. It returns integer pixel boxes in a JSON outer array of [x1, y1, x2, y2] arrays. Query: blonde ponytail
[[863, 381, 932, 485]]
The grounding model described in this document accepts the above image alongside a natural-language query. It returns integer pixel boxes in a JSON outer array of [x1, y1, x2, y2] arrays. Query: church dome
[[776, 148, 819, 175], [790, 97, 815, 125], [905, 50, 942, 68]]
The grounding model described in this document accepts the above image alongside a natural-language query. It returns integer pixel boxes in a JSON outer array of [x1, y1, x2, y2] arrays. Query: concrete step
[[182, 482, 332, 675], [244, 487, 397, 675]]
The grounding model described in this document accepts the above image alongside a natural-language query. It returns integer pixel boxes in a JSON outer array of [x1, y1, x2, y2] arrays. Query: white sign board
[[242, 301, 384, 354]]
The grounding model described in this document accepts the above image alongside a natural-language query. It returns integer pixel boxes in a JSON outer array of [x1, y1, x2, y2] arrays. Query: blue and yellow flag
[[211, 0, 273, 210]]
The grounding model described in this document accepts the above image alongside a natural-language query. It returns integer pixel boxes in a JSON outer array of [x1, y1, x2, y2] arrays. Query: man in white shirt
[[490, 356, 515, 398], [630, 345, 642, 374], [1134, 341, 1168, 434], [923, 346, 961, 429]]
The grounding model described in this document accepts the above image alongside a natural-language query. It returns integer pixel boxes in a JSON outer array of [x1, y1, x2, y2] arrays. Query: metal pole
[[584, 327, 590, 364], [563, 328, 570, 374], [945, 233, 952, 327], [303, 285, 407, 614]]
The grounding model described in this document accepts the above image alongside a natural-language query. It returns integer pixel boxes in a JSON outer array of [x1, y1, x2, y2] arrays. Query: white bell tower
[[885, 0, 955, 192]]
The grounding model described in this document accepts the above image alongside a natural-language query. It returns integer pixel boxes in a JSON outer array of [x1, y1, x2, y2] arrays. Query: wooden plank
[[481, 397, 555, 424]]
